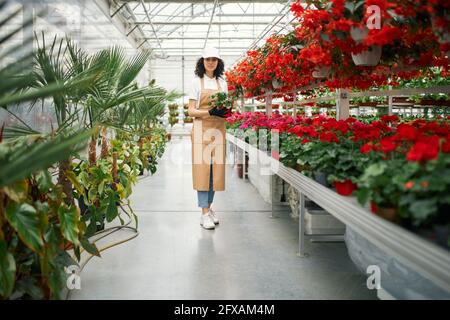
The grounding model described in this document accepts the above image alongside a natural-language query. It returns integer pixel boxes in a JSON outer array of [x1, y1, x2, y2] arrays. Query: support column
[[265, 91, 273, 117], [336, 89, 349, 120], [293, 92, 297, 117]]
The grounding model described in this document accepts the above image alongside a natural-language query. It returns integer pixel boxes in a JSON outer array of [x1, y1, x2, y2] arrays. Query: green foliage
[[209, 92, 236, 110], [0, 17, 172, 299]]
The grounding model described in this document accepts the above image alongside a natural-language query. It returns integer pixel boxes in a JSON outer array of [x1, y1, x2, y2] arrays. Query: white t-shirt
[[188, 75, 228, 109]]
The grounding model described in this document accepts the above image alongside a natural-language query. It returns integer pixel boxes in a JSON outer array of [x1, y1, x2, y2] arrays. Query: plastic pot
[[376, 206, 398, 223], [351, 45, 382, 66], [313, 171, 328, 187], [312, 66, 331, 78], [334, 179, 357, 196]]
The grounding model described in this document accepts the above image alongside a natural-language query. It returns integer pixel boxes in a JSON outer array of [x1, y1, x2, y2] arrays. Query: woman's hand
[[208, 106, 228, 118], [188, 99, 209, 118]]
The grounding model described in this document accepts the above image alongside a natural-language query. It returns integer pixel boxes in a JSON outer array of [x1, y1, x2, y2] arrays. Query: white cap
[[202, 46, 221, 59]]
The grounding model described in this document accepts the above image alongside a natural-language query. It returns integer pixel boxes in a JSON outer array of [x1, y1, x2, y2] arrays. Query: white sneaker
[[200, 214, 215, 229], [208, 209, 219, 224]]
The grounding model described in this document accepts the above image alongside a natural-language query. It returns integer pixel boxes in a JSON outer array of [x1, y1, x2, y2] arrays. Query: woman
[[188, 47, 229, 230]]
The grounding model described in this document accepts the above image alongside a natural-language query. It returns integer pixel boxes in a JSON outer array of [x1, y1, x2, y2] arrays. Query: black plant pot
[[434, 225, 450, 249], [313, 171, 328, 187], [78, 194, 89, 216]]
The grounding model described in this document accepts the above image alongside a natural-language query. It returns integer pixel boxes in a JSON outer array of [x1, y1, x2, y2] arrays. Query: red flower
[[404, 181, 415, 190], [381, 115, 399, 123], [301, 138, 311, 144], [442, 140, 450, 153], [396, 124, 418, 141], [319, 131, 339, 143], [406, 136, 440, 161], [360, 143, 372, 154], [380, 137, 397, 153]]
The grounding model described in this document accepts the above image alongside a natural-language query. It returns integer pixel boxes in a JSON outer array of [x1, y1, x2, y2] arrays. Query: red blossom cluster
[[226, 0, 449, 98], [227, 112, 450, 162]]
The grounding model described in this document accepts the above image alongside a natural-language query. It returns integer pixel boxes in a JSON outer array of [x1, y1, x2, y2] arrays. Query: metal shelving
[[226, 132, 450, 293]]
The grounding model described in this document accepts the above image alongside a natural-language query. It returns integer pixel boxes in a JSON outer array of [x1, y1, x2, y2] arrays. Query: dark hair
[[194, 57, 225, 79]]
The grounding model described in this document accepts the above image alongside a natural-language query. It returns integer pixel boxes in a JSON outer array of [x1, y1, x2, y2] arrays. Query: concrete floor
[[70, 136, 377, 300]]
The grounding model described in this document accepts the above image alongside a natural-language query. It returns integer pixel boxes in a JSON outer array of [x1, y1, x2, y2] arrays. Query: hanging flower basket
[[350, 26, 382, 67], [351, 45, 382, 66], [312, 65, 331, 78], [431, 15, 450, 45], [272, 79, 283, 89]]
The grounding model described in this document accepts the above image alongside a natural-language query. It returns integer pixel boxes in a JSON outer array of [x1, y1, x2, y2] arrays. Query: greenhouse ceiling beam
[[144, 37, 255, 40], [151, 46, 248, 49], [135, 21, 272, 25], [162, 3, 225, 38], [120, 1, 286, 3], [216, 13, 283, 17], [94, 0, 148, 49], [140, 0, 165, 54], [203, 0, 219, 49]]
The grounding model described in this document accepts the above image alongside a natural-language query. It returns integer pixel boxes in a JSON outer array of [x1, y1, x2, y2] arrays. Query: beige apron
[[191, 77, 226, 191]]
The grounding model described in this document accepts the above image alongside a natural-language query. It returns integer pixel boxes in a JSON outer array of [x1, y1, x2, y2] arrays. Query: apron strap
[[216, 78, 222, 91]]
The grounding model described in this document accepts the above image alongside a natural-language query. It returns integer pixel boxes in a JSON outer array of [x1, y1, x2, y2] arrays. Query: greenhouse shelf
[[226, 133, 450, 294]]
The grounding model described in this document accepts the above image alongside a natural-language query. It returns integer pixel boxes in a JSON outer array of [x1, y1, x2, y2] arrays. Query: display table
[[226, 132, 450, 297]]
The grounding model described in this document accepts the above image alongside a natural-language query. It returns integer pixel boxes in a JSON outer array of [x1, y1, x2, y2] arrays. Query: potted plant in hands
[[208, 91, 236, 118]]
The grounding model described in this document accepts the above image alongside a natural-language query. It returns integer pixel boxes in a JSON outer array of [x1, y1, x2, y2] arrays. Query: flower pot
[[376, 206, 398, 223], [351, 45, 382, 66], [431, 16, 450, 45], [434, 225, 450, 249], [313, 171, 328, 187], [236, 163, 243, 179], [272, 79, 282, 89], [78, 194, 89, 216], [370, 201, 378, 214], [350, 26, 369, 42], [312, 66, 331, 78], [334, 180, 357, 196]]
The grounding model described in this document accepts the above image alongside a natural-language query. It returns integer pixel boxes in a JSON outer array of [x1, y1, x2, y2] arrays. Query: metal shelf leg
[[298, 193, 309, 257]]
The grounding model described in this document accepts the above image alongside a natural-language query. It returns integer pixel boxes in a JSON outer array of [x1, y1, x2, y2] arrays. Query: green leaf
[[58, 205, 80, 246], [98, 180, 105, 195], [5, 203, 43, 252], [36, 170, 52, 193], [3, 179, 28, 202], [106, 190, 118, 223], [409, 199, 437, 226], [14, 277, 44, 300], [0, 129, 92, 187], [365, 162, 386, 177], [80, 237, 101, 257], [66, 170, 84, 195], [356, 188, 371, 206], [0, 241, 16, 298]]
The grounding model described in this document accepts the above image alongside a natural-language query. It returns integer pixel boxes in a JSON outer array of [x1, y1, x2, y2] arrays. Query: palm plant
[[0, 2, 96, 299]]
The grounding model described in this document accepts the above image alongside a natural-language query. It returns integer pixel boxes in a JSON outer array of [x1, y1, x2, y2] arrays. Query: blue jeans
[[197, 163, 215, 208]]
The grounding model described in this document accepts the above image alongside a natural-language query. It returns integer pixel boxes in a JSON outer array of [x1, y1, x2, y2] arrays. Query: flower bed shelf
[[226, 132, 450, 296]]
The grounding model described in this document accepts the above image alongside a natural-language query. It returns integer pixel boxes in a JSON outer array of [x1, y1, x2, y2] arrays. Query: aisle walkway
[[70, 137, 376, 300]]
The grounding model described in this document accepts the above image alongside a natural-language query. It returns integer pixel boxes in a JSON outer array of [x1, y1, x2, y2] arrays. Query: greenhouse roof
[[114, 1, 295, 61]]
